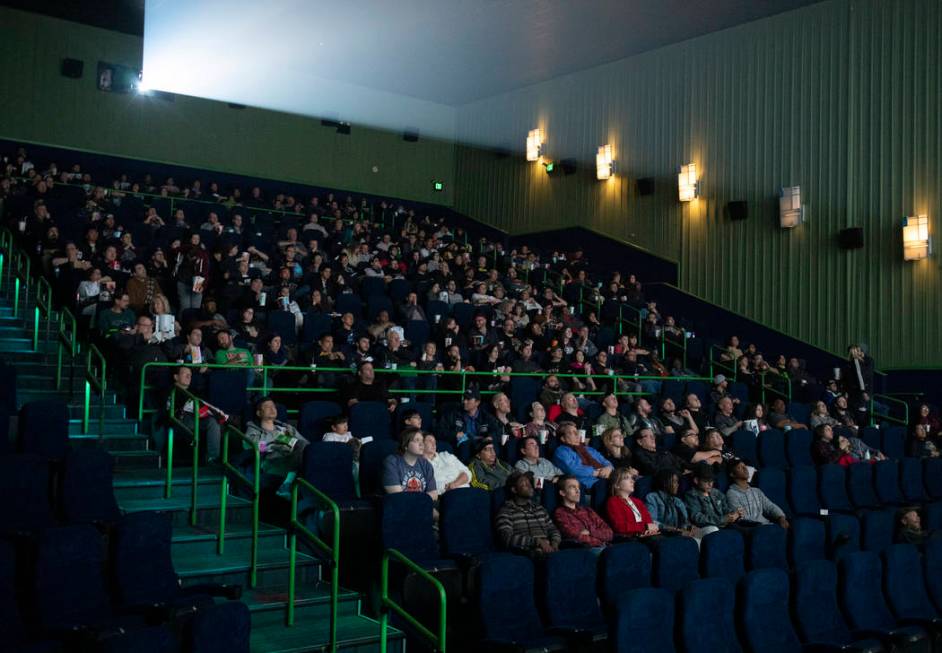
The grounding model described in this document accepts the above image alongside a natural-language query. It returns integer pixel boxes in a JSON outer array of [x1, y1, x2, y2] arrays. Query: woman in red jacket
[[605, 467, 659, 538]]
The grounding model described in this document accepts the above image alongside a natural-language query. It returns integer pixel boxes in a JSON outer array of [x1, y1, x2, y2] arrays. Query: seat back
[[899, 458, 926, 502], [18, 399, 69, 461], [439, 488, 494, 557], [883, 543, 938, 622], [757, 429, 786, 469], [880, 426, 905, 461], [477, 553, 545, 644], [0, 454, 53, 533], [187, 600, 251, 653], [266, 311, 297, 346], [785, 429, 813, 467], [792, 559, 855, 647], [788, 517, 826, 567], [924, 537, 942, 613], [613, 588, 676, 653], [787, 465, 820, 517], [651, 535, 699, 592], [746, 524, 788, 571], [846, 463, 879, 509], [754, 468, 788, 519], [872, 460, 902, 505], [509, 377, 541, 422], [298, 400, 342, 441], [787, 402, 811, 427], [860, 508, 895, 553], [301, 442, 357, 502], [739, 568, 802, 653], [357, 439, 398, 497], [360, 276, 386, 299], [349, 401, 391, 440], [825, 513, 861, 560], [730, 430, 758, 466], [818, 465, 852, 512], [860, 426, 882, 452], [300, 312, 332, 348], [680, 578, 741, 653], [335, 294, 363, 318], [208, 369, 249, 417], [0, 539, 21, 638], [114, 511, 180, 606], [599, 541, 652, 609], [838, 551, 896, 631], [539, 548, 604, 630], [380, 493, 438, 563], [924, 458, 942, 499], [61, 448, 121, 524], [367, 296, 393, 321], [35, 525, 110, 629], [404, 320, 430, 352], [700, 529, 745, 585]]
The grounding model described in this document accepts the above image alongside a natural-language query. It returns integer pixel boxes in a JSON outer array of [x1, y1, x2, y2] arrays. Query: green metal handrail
[[615, 302, 643, 338], [288, 477, 340, 653], [0, 228, 10, 283], [33, 276, 54, 352], [11, 247, 30, 319], [380, 548, 446, 653], [541, 267, 565, 294], [870, 393, 909, 427], [84, 343, 107, 437], [577, 285, 602, 317], [167, 384, 213, 525], [56, 307, 78, 390], [660, 328, 689, 369], [708, 344, 738, 382], [137, 361, 713, 421], [218, 423, 260, 587], [759, 370, 792, 404]]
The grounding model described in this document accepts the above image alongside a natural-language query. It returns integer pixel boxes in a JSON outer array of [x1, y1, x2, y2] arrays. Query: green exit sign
[[432, 181, 444, 192]]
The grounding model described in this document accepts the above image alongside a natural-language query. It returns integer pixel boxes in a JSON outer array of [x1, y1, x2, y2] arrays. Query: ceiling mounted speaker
[[727, 201, 748, 221], [637, 177, 655, 196], [61, 58, 84, 78], [838, 227, 864, 250]]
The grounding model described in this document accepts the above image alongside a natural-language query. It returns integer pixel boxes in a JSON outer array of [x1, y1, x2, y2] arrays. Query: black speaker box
[[61, 58, 84, 78], [637, 177, 655, 196], [727, 201, 748, 221], [838, 227, 864, 249], [403, 130, 419, 142], [560, 159, 578, 175]]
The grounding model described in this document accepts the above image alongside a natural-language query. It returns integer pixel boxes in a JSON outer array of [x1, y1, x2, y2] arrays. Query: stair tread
[[250, 612, 400, 652], [119, 490, 249, 514], [114, 467, 224, 487], [172, 522, 283, 542], [174, 542, 316, 576], [241, 581, 359, 611]]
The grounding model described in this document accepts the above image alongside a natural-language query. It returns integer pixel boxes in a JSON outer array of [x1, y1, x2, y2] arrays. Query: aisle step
[[114, 467, 224, 501], [119, 484, 253, 528], [70, 431, 149, 451], [175, 540, 319, 587]]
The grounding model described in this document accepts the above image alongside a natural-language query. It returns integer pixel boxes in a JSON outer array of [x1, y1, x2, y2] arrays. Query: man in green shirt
[[96, 292, 136, 337], [215, 330, 251, 366]]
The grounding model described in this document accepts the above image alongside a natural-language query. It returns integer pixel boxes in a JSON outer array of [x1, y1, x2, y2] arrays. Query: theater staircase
[[0, 269, 402, 652]]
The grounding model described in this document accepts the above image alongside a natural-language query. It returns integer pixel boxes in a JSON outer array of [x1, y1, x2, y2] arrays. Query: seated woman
[[382, 427, 438, 499], [644, 469, 704, 542], [604, 467, 659, 539], [741, 403, 769, 433], [149, 294, 180, 343], [907, 424, 941, 458], [598, 427, 633, 468], [245, 397, 309, 497], [810, 400, 840, 429], [835, 434, 862, 467]]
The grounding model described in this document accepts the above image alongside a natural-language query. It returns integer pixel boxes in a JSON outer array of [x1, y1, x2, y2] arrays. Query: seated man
[[768, 397, 808, 430], [595, 393, 632, 435], [163, 365, 223, 463], [343, 361, 396, 412], [437, 386, 500, 448], [896, 507, 933, 547], [215, 330, 252, 366], [96, 291, 136, 337], [712, 397, 743, 437], [382, 427, 437, 499], [495, 471, 561, 556], [423, 433, 471, 493], [469, 438, 512, 491], [672, 428, 724, 468], [684, 466, 744, 532], [245, 397, 309, 496], [548, 392, 590, 433], [553, 475, 614, 548], [725, 459, 789, 528], [552, 421, 613, 488], [514, 436, 564, 485], [627, 398, 672, 438], [632, 427, 687, 477]]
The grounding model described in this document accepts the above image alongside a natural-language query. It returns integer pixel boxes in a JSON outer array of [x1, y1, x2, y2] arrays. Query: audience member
[[246, 397, 309, 496], [605, 467, 658, 538], [495, 471, 561, 556], [514, 436, 563, 484], [382, 428, 437, 499], [907, 424, 940, 458], [469, 438, 512, 490], [725, 460, 788, 528], [422, 433, 470, 492], [684, 466, 742, 531], [553, 475, 614, 548], [552, 421, 613, 488], [632, 427, 687, 477]]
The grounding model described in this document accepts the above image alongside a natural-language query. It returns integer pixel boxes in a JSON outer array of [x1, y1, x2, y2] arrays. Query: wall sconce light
[[678, 163, 698, 201], [902, 214, 930, 260], [779, 186, 804, 228], [526, 128, 544, 162], [596, 144, 614, 180]]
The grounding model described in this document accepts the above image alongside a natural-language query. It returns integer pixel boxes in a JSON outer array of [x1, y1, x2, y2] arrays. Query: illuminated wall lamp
[[678, 163, 698, 201], [779, 186, 804, 228], [526, 128, 544, 162], [596, 144, 614, 180], [902, 214, 930, 260]]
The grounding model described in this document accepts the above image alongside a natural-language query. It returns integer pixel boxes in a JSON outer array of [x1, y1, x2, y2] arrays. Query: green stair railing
[[218, 423, 260, 588], [33, 276, 54, 352], [84, 343, 107, 436], [167, 384, 216, 525], [870, 393, 909, 427], [56, 307, 78, 390], [660, 329, 689, 369], [380, 548, 446, 653], [759, 370, 792, 405], [288, 478, 340, 652], [615, 303, 643, 338], [708, 344, 738, 382]]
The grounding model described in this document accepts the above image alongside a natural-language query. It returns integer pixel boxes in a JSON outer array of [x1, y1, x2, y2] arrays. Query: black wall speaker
[[838, 227, 864, 249], [403, 130, 419, 142], [727, 201, 748, 221], [560, 158, 578, 175], [61, 58, 84, 78], [336, 123, 351, 135], [637, 177, 655, 196]]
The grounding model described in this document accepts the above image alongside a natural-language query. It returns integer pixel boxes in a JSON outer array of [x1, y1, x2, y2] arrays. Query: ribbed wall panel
[[454, 0, 942, 368]]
